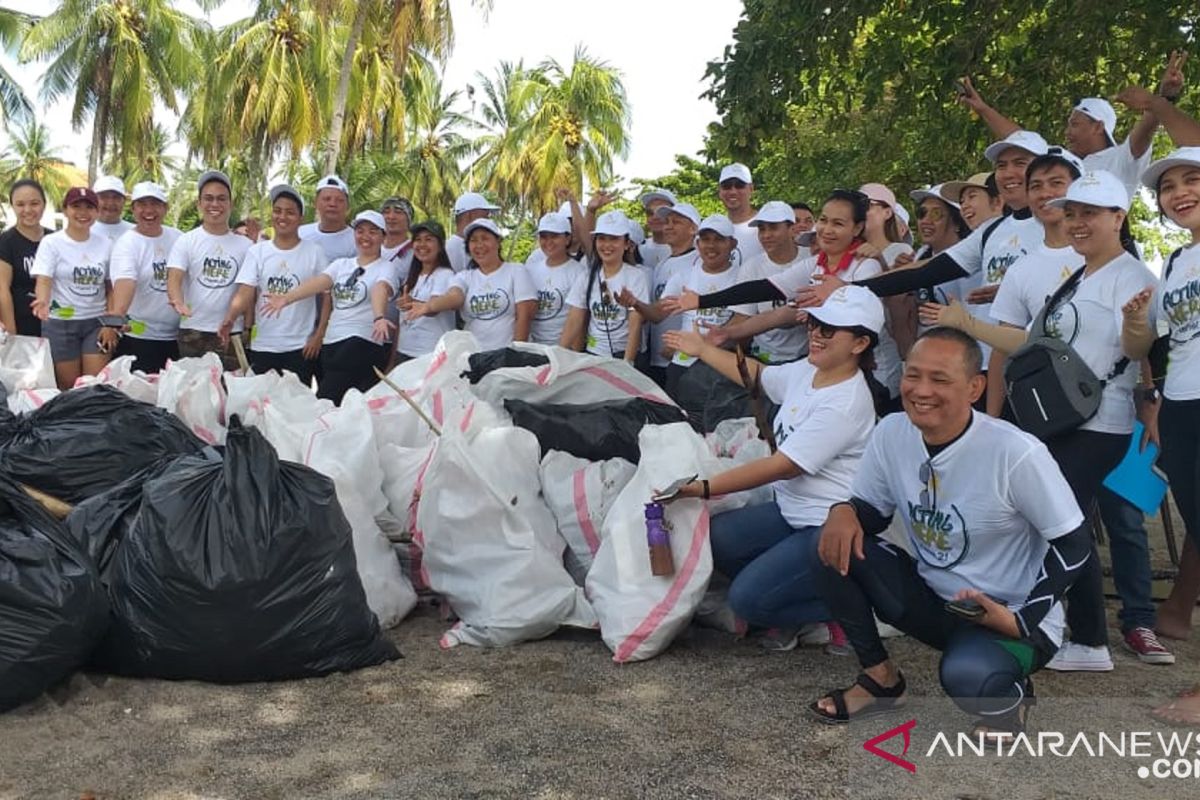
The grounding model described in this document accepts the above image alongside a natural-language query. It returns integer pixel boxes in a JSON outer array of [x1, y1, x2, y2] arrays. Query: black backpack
[[1003, 266, 1129, 440]]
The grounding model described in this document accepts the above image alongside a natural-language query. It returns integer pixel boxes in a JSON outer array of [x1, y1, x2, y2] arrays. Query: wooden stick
[[21, 484, 72, 519], [373, 367, 442, 436], [231, 333, 251, 375]]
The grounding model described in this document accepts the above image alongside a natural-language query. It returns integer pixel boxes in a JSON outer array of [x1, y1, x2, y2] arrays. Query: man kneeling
[[808, 327, 1090, 737]]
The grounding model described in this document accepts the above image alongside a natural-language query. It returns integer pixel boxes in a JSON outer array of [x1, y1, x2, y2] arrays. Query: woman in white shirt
[[392, 220, 456, 364], [559, 211, 649, 362], [405, 219, 536, 351], [30, 187, 113, 389], [662, 285, 886, 652], [526, 212, 585, 346], [263, 210, 398, 403]]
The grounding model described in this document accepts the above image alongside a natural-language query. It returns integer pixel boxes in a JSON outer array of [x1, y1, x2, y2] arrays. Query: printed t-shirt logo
[[1162, 271, 1200, 345], [150, 256, 168, 291], [590, 295, 626, 332], [907, 474, 969, 568], [536, 287, 565, 320], [266, 261, 300, 296], [331, 273, 367, 308], [68, 262, 106, 297], [198, 251, 236, 288], [985, 250, 1024, 284], [469, 286, 511, 320]]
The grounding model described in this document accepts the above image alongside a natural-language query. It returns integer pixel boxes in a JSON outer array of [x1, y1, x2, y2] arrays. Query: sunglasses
[[804, 317, 853, 339], [720, 179, 748, 189], [916, 206, 946, 221], [919, 459, 937, 510]]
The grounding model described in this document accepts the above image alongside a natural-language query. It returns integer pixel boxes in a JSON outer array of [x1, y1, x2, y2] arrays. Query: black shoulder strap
[[1164, 247, 1183, 282], [979, 215, 1006, 252], [1034, 266, 1087, 337]]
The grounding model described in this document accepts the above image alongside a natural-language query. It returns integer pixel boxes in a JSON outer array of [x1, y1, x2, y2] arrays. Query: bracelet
[[374, 315, 387, 322], [830, 500, 855, 512], [701, 479, 710, 500]]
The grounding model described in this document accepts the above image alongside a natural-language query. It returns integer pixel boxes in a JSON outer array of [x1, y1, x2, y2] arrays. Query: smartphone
[[652, 474, 699, 503], [945, 598, 986, 619], [954, 80, 969, 97]]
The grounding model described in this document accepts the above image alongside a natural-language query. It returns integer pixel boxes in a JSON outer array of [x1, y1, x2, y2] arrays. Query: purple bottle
[[645, 501, 675, 577]]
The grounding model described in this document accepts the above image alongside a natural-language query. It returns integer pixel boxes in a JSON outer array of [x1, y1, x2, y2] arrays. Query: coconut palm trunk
[[324, 0, 371, 174]]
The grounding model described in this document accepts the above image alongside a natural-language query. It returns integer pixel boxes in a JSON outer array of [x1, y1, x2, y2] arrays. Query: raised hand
[[662, 328, 707, 359], [260, 293, 289, 318], [965, 283, 999, 305], [955, 76, 989, 116], [1160, 50, 1187, 100], [1122, 286, 1154, 319], [661, 289, 700, 314], [794, 273, 844, 308]]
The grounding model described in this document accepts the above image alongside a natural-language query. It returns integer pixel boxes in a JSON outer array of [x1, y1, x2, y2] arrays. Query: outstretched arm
[[956, 76, 1021, 138]]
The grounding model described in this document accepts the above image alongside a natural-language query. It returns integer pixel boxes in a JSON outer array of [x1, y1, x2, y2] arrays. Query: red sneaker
[[1122, 627, 1175, 665]]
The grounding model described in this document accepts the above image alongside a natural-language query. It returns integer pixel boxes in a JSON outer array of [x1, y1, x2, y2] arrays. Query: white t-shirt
[[1040, 252, 1158, 434], [639, 241, 671, 269], [1082, 138, 1153, 201], [453, 262, 537, 351], [944, 211, 1045, 364], [381, 239, 413, 265], [990, 242, 1084, 329], [235, 239, 328, 353], [524, 248, 546, 269], [762, 359, 876, 527], [1157, 243, 1200, 401], [93, 219, 134, 243], [397, 267, 457, 357], [30, 231, 111, 320], [566, 264, 650, 357], [731, 220, 764, 267], [108, 226, 183, 340], [322, 257, 399, 344], [167, 228, 252, 333], [663, 262, 741, 367], [853, 412, 1084, 645], [732, 250, 811, 364], [447, 234, 468, 272], [527, 257, 586, 346], [298, 223, 356, 262], [648, 250, 697, 366]]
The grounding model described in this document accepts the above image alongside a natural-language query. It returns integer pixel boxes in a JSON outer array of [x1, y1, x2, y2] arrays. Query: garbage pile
[[1, 330, 773, 711]]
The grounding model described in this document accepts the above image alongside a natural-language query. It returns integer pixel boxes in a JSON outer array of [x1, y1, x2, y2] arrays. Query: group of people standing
[[2, 52, 1200, 733]]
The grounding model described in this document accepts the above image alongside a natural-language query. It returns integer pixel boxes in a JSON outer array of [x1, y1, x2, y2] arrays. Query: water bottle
[[644, 501, 675, 577]]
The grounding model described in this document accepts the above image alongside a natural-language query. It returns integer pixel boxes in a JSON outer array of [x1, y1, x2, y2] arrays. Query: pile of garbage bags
[[1, 329, 777, 711]]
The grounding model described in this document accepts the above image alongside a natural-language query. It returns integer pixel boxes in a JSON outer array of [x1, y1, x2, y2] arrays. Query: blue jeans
[[1097, 487, 1156, 632], [709, 502, 830, 628]]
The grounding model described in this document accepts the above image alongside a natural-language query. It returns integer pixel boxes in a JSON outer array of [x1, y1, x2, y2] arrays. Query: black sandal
[[808, 671, 907, 725]]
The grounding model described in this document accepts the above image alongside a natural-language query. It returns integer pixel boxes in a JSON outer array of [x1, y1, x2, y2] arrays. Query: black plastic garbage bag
[[504, 397, 687, 462], [0, 384, 14, 444], [673, 361, 753, 434], [461, 347, 550, 384], [0, 473, 109, 712], [88, 420, 399, 682], [0, 385, 204, 503]]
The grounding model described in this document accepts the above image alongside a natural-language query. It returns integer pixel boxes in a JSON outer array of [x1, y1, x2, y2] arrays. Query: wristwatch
[[98, 314, 127, 329], [1134, 385, 1161, 404]]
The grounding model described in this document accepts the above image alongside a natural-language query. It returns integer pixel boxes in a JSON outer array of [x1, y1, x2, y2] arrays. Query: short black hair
[[790, 201, 813, 213], [914, 326, 983, 376], [9, 178, 46, 204], [983, 173, 1000, 199]]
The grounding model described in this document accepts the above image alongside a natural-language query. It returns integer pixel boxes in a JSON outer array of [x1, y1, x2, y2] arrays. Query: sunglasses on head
[[720, 179, 748, 189]]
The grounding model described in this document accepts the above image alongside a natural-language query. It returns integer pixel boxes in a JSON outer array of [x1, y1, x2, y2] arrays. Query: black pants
[[250, 348, 316, 387], [1160, 398, 1200, 551], [113, 336, 178, 374], [817, 535, 1054, 718], [1044, 428, 1128, 647], [317, 337, 388, 405]]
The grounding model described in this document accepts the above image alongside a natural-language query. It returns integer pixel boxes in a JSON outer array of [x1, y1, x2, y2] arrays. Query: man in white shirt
[[380, 196, 414, 263], [637, 188, 676, 268], [718, 163, 763, 265], [298, 174, 356, 261], [809, 328, 1089, 733], [91, 175, 134, 242], [166, 170, 252, 371], [447, 191, 499, 271], [106, 181, 182, 372]]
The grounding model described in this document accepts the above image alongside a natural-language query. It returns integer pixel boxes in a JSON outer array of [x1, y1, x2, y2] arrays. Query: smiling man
[[91, 175, 135, 242], [719, 163, 764, 264]]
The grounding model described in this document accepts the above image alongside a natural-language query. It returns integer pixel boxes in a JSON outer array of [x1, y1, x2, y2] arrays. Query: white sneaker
[[1045, 641, 1114, 672]]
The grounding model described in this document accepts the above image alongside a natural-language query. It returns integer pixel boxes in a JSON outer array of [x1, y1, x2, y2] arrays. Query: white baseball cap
[[750, 200, 796, 226], [638, 187, 677, 207], [910, 184, 960, 210], [895, 203, 910, 227], [719, 163, 752, 184], [1072, 98, 1118, 144], [351, 209, 386, 231], [1141, 146, 1200, 190], [130, 181, 167, 203], [806, 284, 886, 335], [537, 212, 571, 235], [454, 191, 500, 216], [592, 210, 631, 237], [1043, 144, 1086, 174], [654, 202, 701, 227], [625, 218, 646, 245], [697, 213, 735, 238], [984, 130, 1050, 163], [1045, 169, 1130, 211], [463, 217, 504, 239], [315, 174, 350, 197], [93, 175, 127, 196]]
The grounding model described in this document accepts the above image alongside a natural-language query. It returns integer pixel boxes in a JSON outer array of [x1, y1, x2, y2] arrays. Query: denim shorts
[[41, 316, 103, 362]]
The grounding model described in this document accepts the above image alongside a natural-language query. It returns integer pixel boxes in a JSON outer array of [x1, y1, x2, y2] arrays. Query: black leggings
[[113, 336, 178, 374], [250, 348, 316, 387], [1160, 398, 1200, 551], [817, 536, 1054, 718], [317, 337, 388, 404], [1044, 429, 1128, 647]]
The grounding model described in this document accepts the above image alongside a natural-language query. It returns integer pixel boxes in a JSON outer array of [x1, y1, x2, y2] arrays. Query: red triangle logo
[[863, 718, 917, 773]]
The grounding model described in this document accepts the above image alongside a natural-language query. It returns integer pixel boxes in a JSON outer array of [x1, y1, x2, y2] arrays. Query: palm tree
[[323, 0, 468, 174], [20, 0, 204, 181], [395, 69, 472, 221], [105, 122, 179, 184], [0, 6, 33, 127], [0, 119, 79, 201], [470, 60, 541, 210]]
